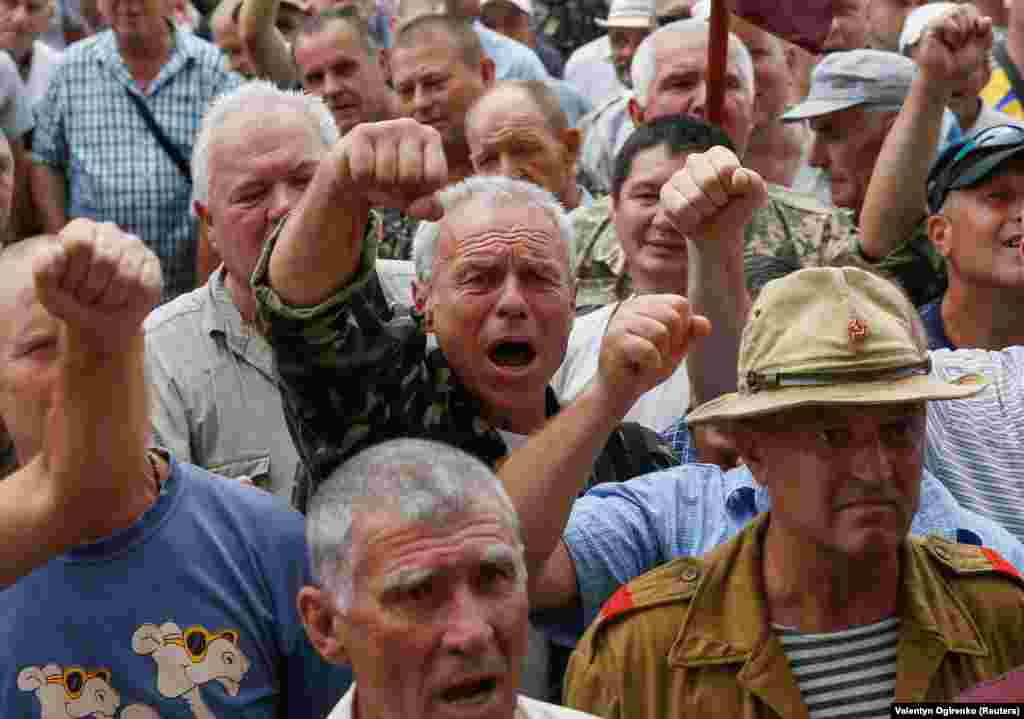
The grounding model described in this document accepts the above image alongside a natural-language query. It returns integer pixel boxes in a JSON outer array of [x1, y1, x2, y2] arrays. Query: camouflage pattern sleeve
[[743, 184, 860, 269], [858, 218, 947, 307], [569, 196, 630, 311], [375, 208, 420, 261]]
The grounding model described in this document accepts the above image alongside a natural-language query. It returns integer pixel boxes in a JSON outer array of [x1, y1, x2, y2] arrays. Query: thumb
[[407, 193, 444, 222]]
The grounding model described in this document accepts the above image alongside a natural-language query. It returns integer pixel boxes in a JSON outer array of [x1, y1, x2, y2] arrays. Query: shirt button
[[682, 567, 699, 582], [934, 546, 949, 560]]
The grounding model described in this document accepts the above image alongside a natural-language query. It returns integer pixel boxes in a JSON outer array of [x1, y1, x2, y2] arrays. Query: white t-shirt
[[552, 303, 691, 432], [326, 687, 599, 718]]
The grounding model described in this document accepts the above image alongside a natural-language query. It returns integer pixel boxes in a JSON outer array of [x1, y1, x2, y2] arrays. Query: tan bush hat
[[687, 267, 986, 425]]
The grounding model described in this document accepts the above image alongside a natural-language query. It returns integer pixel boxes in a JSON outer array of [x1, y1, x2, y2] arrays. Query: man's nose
[[808, 133, 829, 170], [495, 274, 528, 318], [267, 183, 300, 222], [687, 83, 708, 119], [847, 434, 896, 486], [440, 587, 496, 656]]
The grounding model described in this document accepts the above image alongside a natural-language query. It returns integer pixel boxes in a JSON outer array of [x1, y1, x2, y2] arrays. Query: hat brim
[[595, 16, 655, 27], [780, 97, 866, 122], [950, 144, 1024, 192], [687, 373, 985, 426]]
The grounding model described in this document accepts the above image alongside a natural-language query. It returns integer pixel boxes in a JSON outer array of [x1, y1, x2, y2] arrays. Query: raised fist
[[33, 219, 162, 351], [595, 294, 711, 412], [333, 118, 448, 221], [660, 145, 767, 247]]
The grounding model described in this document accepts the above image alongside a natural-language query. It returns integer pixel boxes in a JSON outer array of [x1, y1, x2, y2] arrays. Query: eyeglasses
[[164, 625, 240, 664], [45, 667, 112, 701]]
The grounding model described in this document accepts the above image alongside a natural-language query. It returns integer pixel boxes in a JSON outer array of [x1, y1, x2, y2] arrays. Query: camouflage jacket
[[374, 207, 419, 261], [253, 214, 677, 512], [858, 216, 947, 307], [576, 93, 634, 197], [569, 185, 860, 310]]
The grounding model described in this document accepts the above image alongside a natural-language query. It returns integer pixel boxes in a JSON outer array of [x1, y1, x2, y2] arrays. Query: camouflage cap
[[780, 50, 915, 122], [687, 267, 984, 425]]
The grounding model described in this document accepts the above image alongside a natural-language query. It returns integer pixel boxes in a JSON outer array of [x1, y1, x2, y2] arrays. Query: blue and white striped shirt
[[32, 27, 242, 301], [927, 347, 1024, 544]]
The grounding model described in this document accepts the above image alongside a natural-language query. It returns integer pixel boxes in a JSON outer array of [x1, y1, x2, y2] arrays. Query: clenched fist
[[913, 4, 991, 92], [595, 294, 711, 412], [660, 146, 767, 247], [333, 118, 448, 221], [33, 219, 162, 352]]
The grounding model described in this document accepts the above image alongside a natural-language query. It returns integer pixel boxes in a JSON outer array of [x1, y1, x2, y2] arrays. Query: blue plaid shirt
[[32, 27, 242, 301]]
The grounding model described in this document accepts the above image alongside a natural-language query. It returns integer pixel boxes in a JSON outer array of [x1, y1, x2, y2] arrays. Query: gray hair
[[631, 18, 755, 109], [191, 81, 340, 210], [412, 175, 573, 283], [305, 439, 524, 613]]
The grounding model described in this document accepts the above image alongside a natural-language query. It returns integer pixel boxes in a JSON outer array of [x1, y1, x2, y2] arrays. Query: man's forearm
[[686, 233, 749, 406], [267, 167, 371, 307], [859, 77, 949, 260], [0, 330, 150, 587], [239, 0, 300, 87], [500, 384, 630, 584], [47, 329, 150, 520], [30, 163, 68, 233]]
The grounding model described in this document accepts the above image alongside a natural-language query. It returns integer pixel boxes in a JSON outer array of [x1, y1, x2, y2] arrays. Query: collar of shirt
[[204, 267, 277, 381], [93, 22, 201, 95]]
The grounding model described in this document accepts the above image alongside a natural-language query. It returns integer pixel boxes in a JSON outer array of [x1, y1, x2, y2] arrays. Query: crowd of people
[[1, 0, 1024, 716]]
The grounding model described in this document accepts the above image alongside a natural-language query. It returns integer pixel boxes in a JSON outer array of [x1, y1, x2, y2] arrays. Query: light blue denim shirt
[[559, 464, 1024, 634]]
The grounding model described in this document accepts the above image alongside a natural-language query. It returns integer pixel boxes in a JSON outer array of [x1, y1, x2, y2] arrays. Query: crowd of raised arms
[[0, 0, 1024, 715]]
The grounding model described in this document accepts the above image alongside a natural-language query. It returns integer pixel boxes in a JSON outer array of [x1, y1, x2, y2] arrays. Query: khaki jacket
[[564, 514, 1024, 719]]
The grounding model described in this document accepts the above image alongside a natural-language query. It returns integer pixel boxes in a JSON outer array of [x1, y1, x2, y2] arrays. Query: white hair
[[412, 175, 574, 283], [191, 80, 340, 210], [631, 18, 755, 109], [305, 439, 524, 614]]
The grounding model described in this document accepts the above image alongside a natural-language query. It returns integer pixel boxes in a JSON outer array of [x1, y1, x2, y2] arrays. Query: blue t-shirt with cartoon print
[[0, 454, 351, 719]]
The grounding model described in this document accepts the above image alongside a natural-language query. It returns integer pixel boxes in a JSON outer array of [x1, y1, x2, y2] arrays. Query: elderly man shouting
[[299, 438, 600, 719], [255, 118, 685, 513]]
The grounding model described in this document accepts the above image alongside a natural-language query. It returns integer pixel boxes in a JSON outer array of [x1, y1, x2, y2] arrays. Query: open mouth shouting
[[439, 675, 499, 706], [487, 339, 537, 370]]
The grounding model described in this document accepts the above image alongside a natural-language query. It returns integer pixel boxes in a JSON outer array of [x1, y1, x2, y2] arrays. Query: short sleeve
[[0, 53, 33, 139]]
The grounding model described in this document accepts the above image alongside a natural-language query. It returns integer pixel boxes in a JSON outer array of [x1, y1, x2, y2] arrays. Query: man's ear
[[194, 201, 216, 250], [480, 56, 496, 88], [730, 426, 766, 482], [627, 96, 644, 126], [927, 212, 954, 258], [297, 586, 350, 665], [562, 127, 582, 165]]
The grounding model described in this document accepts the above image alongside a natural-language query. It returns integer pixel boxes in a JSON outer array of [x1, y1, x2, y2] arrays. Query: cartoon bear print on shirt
[[132, 621, 251, 719]]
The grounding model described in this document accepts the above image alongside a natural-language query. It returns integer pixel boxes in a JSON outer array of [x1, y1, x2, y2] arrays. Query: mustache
[[832, 483, 904, 510]]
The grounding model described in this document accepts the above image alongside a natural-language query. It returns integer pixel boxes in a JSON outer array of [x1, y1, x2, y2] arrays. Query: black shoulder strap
[[589, 422, 678, 490], [125, 89, 192, 184], [995, 40, 1024, 108]]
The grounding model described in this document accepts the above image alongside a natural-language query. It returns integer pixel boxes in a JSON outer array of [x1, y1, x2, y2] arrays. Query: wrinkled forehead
[[438, 198, 569, 269], [351, 505, 523, 575]]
